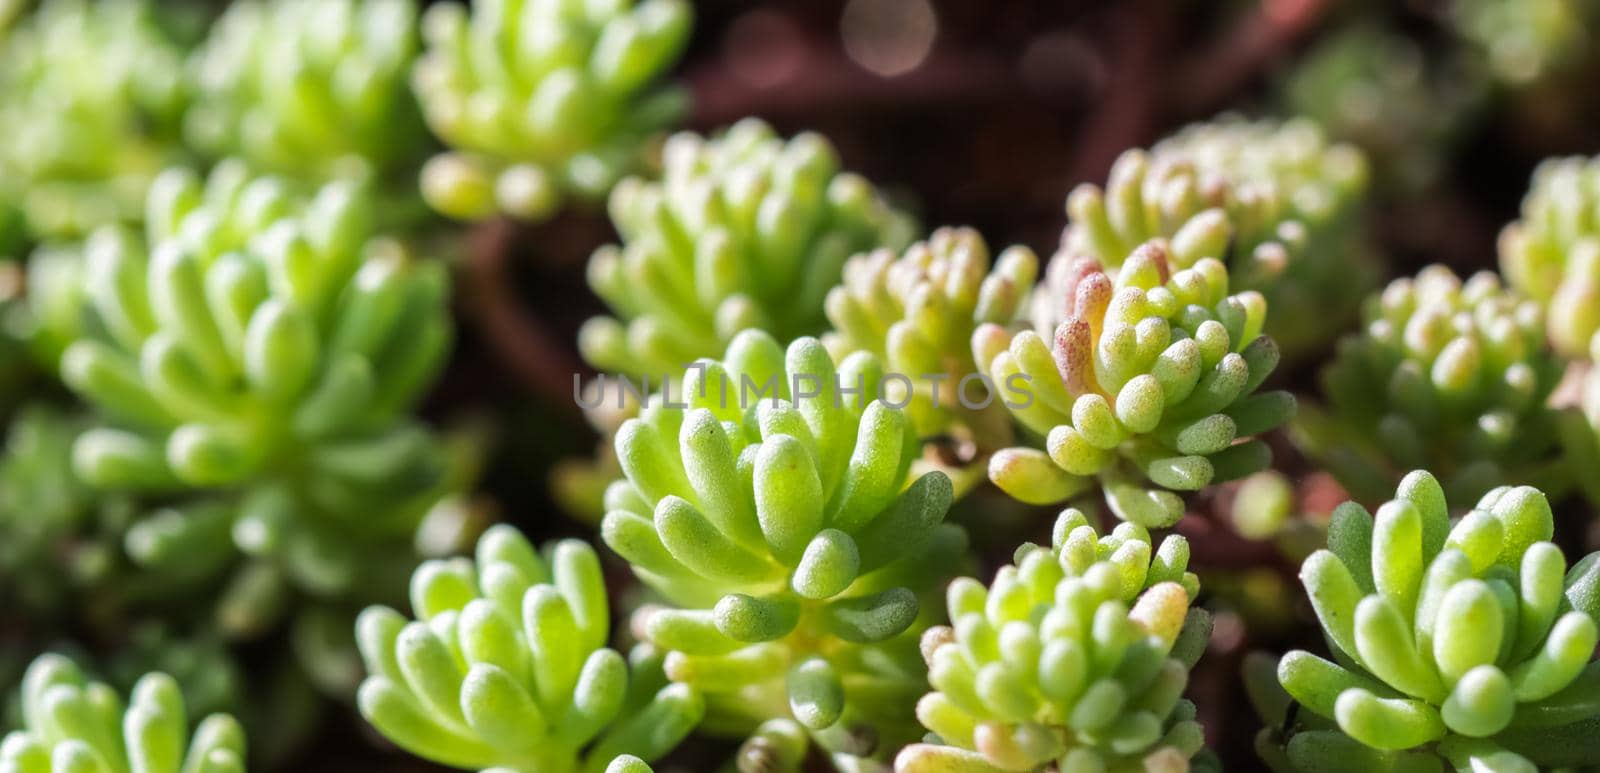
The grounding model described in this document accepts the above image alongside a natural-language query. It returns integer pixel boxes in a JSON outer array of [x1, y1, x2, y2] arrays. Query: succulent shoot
[[1276, 471, 1600, 771], [984, 243, 1293, 527], [1, 653, 247, 773], [1575, 333, 1600, 506], [184, 0, 428, 186], [1281, 26, 1485, 193], [54, 161, 451, 500], [1499, 154, 1600, 358], [0, 0, 191, 242], [412, 0, 693, 221], [1060, 117, 1373, 358], [356, 524, 703, 773], [580, 119, 915, 377], [1298, 265, 1564, 504], [1449, 0, 1595, 86], [600, 330, 965, 759], [0, 405, 241, 629], [898, 508, 1211, 772], [823, 226, 1039, 448]]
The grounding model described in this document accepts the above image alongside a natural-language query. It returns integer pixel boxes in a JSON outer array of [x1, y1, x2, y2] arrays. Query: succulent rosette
[[1281, 25, 1486, 193], [984, 242, 1293, 527], [1499, 154, 1600, 358], [1450, 0, 1595, 86], [49, 160, 450, 505], [1571, 333, 1600, 506], [356, 524, 702, 773], [1269, 471, 1600, 771], [823, 226, 1039, 450], [183, 0, 428, 189], [1296, 265, 1565, 503], [0, 405, 247, 640], [16, 161, 467, 672], [897, 508, 1212, 772], [580, 119, 915, 377], [1059, 117, 1373, 358], [0, 0, 193, 242], [1, 653, 247, 773], [412, 0, 692, 221], [599, 329, 966, 760]]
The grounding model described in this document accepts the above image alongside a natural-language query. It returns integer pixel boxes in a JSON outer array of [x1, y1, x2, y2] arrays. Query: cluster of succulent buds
[[183, 0, 428, 186], [0, 404, 247, 637], [986, 242, 1292, 527], [2, 653, 247, 773], [356, 525, 703, 773], [1281, 26, 1485, 193], [1267, 471, 1600, 770], [898, 508, 1211, 772], [1300, 265, 1565, 503], [1499, 154, 1600, 358], [823, 226, 1038, 448], [1061, 118, 1372, 358], [601, 330, 965, 759], [581, 119, 915, 377], [1449, 0, 1595, 86], [15, 161, 465, 670], [51, 161, 450, 501], [412, 0, 692, 221], [0, 0, 191, 243]]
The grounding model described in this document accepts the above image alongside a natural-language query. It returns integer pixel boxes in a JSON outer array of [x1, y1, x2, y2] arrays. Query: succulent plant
[[183, 0, 428, 190], [599, 329, 966, 759], [897, 508, 1211, 772], [1270, 471, 1600, 770], [1571, 333, 1600, 504], [1449, 0, 1595, 86], [355, 524, 703, 773], [984, 243, 1293, 526], [0, 405, 237, 629], [1280, 25, 1486, 193], [103, 625, 245, 734], [48, 160, 451, 504], [1, 653, 247, 773], [579, 119, 916, 377], [1059, 117, 1373, 358], [1295, 265, 1565, 504], [412, 0, 693, 221], [1499, 154, 1600, 358], [0, 0, 194, 243], [822, 226, 1039, 450]]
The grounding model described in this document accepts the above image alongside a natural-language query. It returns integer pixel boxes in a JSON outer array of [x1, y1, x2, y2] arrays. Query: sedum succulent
[[822, 226, 1039, 448], [1449, 0, 1595, 86], [1273, 471, 1600, 771], [0, 405, 238, 630], [412, 0, 693, 221], [1059, 117, 1373, 358], [0, 0, 193, 242], [1296, 265, 1565, 504], [1498, 154, 1600, 358], [1575, 333, 1600, 505], [897, 508, 1211, 772], [983, 243, 1293, 527], [1280, 25, 1486, 193], [355, 524, 703, 773], [600, 330, 966, 759], [51, 160, 451, 502], [1, 653, 247, 773], [580, 119, 915, 377], [183, 0, 428, 187]]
